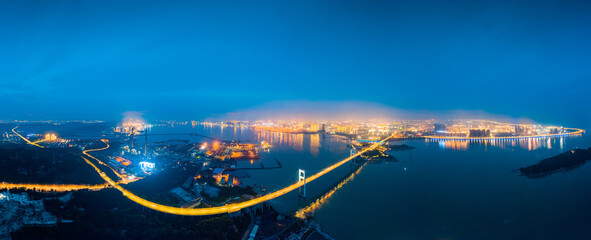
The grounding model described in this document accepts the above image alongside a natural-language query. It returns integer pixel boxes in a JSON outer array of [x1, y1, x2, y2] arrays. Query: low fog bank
[[206, 100, 534, 124]]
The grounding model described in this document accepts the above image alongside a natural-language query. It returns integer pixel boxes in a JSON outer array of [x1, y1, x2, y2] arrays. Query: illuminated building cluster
[[44, 133, 58, 141], [113, 118, 149, 134], [195, 119, 583, 145]]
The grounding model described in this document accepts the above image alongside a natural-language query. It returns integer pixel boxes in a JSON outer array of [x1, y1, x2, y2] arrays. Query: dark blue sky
[[1, 0, 590, 126]]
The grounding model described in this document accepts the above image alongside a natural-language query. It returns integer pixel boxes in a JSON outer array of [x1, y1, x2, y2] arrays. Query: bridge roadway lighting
[[80, 137, 391, 216], [20, 124, 582, 216]]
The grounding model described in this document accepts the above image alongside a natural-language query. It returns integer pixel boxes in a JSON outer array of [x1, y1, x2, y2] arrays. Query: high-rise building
[[433, 123, 447, 132], [469, 129, 491, 138]]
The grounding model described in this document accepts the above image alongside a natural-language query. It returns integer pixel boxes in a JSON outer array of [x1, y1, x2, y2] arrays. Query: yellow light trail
[[11, 121, 585, 217], [12, 126, 45, 148], [81, 136, 392, 216], [0, 182, 109, 192], [8, 127, 127, 191], [82, 140, 135, 183], [13, 126, 131, 183], [295, 160, 368, 219], [13, 125, 389, 216]]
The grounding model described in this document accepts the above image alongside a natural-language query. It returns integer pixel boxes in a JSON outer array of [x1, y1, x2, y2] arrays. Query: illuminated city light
[[139, 161, 155, 171], [77, 136, 391, 216], [0, 182, 109, 192], [11, 126, 44, 148], [7, 120, 586, 218], [44, 133, 58, 141]]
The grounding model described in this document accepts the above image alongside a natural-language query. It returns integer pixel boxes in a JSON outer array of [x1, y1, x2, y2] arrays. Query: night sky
[[1, 0, 590, 126]]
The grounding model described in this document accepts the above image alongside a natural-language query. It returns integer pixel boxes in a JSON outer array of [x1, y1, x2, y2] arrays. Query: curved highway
[[80, 137, 390, 215], [11, 126, 45, 148], [0, 182, 109, 192], [11, 126, 394, 215], [82, 141, 135, 183], [8, 122, 586, 216]]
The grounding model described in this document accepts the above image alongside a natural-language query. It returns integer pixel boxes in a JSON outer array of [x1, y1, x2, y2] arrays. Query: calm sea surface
[[145, 124, 591, 239]]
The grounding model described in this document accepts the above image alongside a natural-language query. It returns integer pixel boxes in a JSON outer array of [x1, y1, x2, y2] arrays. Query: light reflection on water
[[429, 134, 581, 151], [11, 122, 591, 239], [310, 134, 320, 157], [157, 124, 591, 239], [315, 133, 591, 240], [191, 124, 350, 155], [295, 160, 367, 219]]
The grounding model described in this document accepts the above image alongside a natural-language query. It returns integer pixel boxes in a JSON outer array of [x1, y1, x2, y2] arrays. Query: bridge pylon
[[298, 169, 306, 198], [350, 148, 357, 157]]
